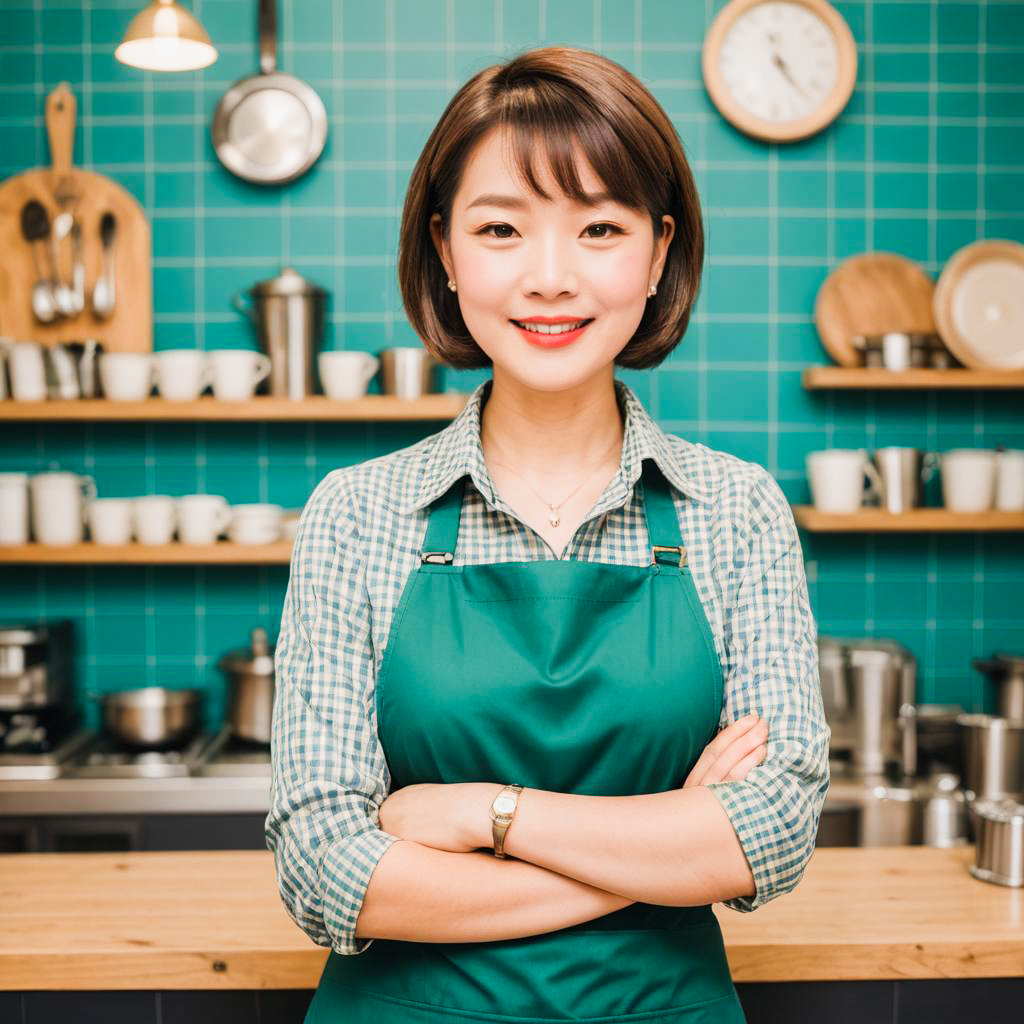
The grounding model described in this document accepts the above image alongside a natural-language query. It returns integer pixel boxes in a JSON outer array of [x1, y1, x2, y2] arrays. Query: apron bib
[[305, 459, 747, 1023]]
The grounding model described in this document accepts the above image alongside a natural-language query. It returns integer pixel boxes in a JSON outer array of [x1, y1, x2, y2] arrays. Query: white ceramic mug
[[100, 352, 157, 401], [806, 449, 882, 514], [178, 494, 232, 544], [9, 342, 47, 401], [994, 449, 1024, 512], [941, 449, 997, 513], [86, 498, 135, 545], [29, 472, 96, 545], [318, 351, 380, 400], [155, 349, 214, 401], [209, 350, 272, 401], [0, 472, 30, 544], [228, 502, 283, 544], [133, 494, 178, 544]]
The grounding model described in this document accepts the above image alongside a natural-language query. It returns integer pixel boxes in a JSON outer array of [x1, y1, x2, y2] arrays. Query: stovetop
[[0, 716, 270, 781]]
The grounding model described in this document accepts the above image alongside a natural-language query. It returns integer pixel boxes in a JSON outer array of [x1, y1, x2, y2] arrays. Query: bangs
[[495, 92, 668, 220]]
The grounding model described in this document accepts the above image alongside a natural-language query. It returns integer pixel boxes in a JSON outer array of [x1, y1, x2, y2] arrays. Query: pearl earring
[[448, 279, 457, 292], [647, 283, 657, 297]]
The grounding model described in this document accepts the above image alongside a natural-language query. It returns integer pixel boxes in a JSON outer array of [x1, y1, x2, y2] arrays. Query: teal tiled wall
[[1, 1, 1022, 730]]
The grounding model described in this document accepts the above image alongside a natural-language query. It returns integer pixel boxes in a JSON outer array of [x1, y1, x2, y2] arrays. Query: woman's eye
[[477, 223, 623, 239]]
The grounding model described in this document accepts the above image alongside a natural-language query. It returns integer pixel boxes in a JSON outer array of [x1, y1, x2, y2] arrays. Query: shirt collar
[[390, 377, 712, 515]]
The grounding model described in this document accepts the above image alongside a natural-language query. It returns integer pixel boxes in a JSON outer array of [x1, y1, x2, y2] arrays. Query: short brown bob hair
[[398, 45, 705, 370]]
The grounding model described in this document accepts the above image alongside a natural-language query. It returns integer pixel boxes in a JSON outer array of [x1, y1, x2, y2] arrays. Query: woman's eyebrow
[[466, 190, 617, 211]]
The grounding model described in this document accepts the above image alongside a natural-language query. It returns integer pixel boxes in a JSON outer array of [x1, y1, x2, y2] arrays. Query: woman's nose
[[522, 237, 579, 296]]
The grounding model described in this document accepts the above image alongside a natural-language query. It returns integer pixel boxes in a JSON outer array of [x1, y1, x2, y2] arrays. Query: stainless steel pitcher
[[868, 447, 939, 514], [233, 267, 328, 399]]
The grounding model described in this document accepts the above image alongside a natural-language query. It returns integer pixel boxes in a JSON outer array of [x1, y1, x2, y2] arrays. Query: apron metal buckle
[[651, 545, 687, 567], [421, 550, 454, 564]]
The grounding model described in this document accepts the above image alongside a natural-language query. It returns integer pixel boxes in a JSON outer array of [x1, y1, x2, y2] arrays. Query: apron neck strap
[[419, 459, 684, 567]]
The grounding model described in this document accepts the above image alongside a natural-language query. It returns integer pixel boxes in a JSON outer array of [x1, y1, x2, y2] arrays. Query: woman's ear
[[429, 213, 453, 281], [651, 214, 675, 286]]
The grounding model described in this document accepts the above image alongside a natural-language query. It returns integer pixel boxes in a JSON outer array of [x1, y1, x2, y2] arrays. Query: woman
[[268, 46, 831, 1023]]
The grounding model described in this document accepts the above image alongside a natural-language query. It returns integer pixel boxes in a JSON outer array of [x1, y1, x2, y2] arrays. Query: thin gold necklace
[[483, 433, 622, 528]]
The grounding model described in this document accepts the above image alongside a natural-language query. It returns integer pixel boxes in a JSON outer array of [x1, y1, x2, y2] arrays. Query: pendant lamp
[[115, 0, 218, 72]]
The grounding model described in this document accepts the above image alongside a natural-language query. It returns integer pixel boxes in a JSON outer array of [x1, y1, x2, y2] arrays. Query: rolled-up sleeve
[[704, 468, 831, 912], [265, 469, 401, 954]]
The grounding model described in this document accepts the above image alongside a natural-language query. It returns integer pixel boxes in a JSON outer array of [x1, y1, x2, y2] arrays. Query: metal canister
[[233, 267, 328, 399], [917, 772, 970, 847], [969, 797, 1024, 887]]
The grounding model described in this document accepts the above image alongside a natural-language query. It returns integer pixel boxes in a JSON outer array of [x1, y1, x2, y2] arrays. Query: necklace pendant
[[548, 507, 561, 527]]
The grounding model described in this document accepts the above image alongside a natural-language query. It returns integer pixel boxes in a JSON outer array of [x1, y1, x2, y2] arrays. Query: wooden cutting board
[[814, 251, 937, 367], [0, 83, 151, 352]]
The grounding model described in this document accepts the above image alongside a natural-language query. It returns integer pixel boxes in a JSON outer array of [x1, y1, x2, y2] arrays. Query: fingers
[[725, 742, 768, 781], [682, 713, 768, 789]]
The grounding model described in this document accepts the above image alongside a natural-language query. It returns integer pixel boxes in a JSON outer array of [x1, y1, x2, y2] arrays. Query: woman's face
[[430, 129, 674, 393]]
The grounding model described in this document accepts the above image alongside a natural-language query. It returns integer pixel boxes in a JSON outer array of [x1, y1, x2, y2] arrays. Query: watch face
[[718, 1, 840, 124], [494, 795, 517, 814]]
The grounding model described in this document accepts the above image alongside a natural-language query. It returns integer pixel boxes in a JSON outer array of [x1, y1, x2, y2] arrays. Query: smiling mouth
[[509, 318, 595, 334]]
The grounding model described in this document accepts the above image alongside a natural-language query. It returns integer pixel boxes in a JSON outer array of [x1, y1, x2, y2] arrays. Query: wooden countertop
[[1, 845, 1021, 990]]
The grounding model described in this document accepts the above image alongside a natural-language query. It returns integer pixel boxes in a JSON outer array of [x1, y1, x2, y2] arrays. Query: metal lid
[[249, 266, 326, 298], [972, 797, 1024, 824], [217, 627, 275, 676]]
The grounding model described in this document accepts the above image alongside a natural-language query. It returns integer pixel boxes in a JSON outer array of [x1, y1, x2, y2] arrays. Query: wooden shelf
[[0, 541, 293, 564], [792, 506, 1024, 532], [801, 367, 1024, 390], [0, 393, 470, 421]]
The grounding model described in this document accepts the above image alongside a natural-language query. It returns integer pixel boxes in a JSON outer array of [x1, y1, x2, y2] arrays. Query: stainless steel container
[[234, 267, 328, 399], [868, 447, 939, 514], [957, 713, 1024, 801], [96, 686, 203, 748], [377, 347, 441, 398], [42, 340, 102, 399], [970, 797, 1024, 887], [973, 654, 1024, 720], [917, 772, 970, 847], [218, 627, 275, 744]]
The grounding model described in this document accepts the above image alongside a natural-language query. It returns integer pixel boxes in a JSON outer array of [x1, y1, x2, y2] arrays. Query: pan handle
[[259, 0, 278, 76]]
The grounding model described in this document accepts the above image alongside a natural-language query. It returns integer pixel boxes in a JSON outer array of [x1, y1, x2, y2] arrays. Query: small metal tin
[[969, 797, 1024, 887]]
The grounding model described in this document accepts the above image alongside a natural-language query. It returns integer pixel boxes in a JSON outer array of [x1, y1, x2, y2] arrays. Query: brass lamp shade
[[115, 0, 218, 72]]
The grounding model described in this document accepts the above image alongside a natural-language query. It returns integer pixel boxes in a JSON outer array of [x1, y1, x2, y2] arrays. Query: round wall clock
[[702, 0, 858, 143]]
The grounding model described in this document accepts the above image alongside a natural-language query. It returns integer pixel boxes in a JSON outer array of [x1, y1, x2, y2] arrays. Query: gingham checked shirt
[[267, 376, 831, 955]]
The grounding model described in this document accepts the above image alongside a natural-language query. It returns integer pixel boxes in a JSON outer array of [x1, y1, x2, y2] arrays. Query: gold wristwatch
[[489, 783, 524, 858]]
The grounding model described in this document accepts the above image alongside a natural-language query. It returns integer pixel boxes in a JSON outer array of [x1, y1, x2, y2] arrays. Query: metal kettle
[[233, 267, 328, 399], [217, 627, 275, 744]]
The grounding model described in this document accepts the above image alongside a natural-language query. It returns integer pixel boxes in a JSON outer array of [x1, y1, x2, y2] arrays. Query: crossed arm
[[356, 714, 767, 945]]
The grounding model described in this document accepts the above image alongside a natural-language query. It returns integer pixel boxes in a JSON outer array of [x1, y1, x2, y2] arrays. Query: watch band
[[489, 783, 524, 859]]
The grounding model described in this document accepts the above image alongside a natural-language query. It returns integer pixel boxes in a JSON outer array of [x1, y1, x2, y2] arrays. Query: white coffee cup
[[133, 494, 178, 544], [29, 472, 97, 545], [10, 342, 47, 401], [228, 502, 283, 544], [86, 498, 135, 545], [318, 351, 380, 400], [209, 350, 272, 401], [155, 349, 214, 401], [100, 352, 157, 401], [806, 449, 882, 514], [178, 493, 232, 544], [0, 472, 30, 544], [941, 449, 997, 513], [994, 449, 1024, 512]]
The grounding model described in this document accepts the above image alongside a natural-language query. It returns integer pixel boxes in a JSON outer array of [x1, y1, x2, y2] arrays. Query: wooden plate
[[933, 239, 1024, 370], [814, 252, 937, 367]]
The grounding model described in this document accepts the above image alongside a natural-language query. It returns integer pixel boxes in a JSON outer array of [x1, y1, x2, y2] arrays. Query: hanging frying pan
[[211, 0, 327, 185]]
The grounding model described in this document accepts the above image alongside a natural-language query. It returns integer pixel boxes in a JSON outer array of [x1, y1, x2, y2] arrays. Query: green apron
[[305, 458, 747, 1023]]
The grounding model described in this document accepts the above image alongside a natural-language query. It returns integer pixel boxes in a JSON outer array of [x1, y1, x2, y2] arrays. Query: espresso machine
[[819, 636, 969, 847]]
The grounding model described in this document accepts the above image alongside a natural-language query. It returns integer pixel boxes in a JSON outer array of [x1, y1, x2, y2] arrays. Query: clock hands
[[765, 33, 810, 101]]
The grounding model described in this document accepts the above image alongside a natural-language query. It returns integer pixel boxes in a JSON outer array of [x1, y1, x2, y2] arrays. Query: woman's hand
[[377, 781, 491, 853], [682, 712, 769, 788]]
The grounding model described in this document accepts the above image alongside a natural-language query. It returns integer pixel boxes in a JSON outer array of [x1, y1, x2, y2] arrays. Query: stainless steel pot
[[218, 627, 275, 744], [970, 797, 1024, 887], [95, 686, 203, 748], [957, 713, 1024, 801], [973, 654, 1024, 720]]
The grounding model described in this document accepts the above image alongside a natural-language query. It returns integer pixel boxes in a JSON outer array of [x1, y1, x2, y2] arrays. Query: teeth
[[514, 320, 588, 334]]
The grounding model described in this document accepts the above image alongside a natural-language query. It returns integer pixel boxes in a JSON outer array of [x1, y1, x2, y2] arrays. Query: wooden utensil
[[814, 252, 937, 367], [0, 82, 151, 352]]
